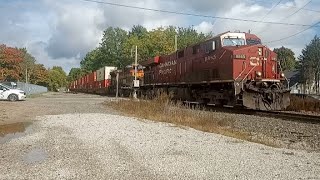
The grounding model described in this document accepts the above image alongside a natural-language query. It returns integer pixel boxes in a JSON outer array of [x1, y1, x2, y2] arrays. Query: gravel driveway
[[1, 113, 319, 179], [0, 93, 319, 179]]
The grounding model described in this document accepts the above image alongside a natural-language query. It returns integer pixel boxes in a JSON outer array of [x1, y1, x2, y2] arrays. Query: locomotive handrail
[[235, 62, 247, 81], [240, 64, 258, 89], [242, 64, 257, 81], [278, 62, 290, 89]]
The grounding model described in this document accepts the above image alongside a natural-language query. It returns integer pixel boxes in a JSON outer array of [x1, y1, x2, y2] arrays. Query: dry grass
[[287, 95, 320, 112], [108, 93, 279, 147]]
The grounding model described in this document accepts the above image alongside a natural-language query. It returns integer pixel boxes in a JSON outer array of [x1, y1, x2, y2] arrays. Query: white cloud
[[27, 41, 81, 73], [0, 0, 319, 72], [194, 0, 320, 56]]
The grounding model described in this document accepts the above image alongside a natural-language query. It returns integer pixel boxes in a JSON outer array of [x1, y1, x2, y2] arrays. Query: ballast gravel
[[0, 113, 319, 180]]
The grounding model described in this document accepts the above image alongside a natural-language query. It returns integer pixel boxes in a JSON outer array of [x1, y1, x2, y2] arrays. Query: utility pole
[[25, 66, 28, 84], [133, 45, 138, 99], [116, 70, 119, 98], [175, 35, 178, 51]]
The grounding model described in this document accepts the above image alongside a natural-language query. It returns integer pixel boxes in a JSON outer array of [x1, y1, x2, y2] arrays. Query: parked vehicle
[[0, 81, 17, 89], [0, 83, 26, 101]]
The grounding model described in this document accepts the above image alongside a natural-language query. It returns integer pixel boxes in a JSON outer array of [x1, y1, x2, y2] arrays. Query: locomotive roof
[[140, 31, 262, 66]]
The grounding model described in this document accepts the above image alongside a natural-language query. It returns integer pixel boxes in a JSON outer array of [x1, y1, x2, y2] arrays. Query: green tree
[[19, 48, 36, 83], [298, 36, 320, 94], [47, 66, 67, 91], [129, 25, 148, 39], [80, 25, 214, 72], [177, 27, 207, 49], [80, 27, 130, 71], [99, 27, 129, 68], [67, 68, 84, 82], [80, 48, 102, 73], [273, 46, 296, 71]]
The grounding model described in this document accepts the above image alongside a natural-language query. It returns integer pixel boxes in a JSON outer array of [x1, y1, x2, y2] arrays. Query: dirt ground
[[0, 92, 115, 126]]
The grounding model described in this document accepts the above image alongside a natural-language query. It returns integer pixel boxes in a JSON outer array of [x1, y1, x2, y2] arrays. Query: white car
[[0, 83, 26, 101]]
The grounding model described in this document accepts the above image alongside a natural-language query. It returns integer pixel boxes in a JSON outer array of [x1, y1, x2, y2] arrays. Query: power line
[[258, 0, 312, 35], [265, 21, 320, 44], [250, 0, 320, 13], [281, 0, 312, 20], [259, 0, 282, 21], [250, 0, 282, 32], [79, 0, 320, 28]]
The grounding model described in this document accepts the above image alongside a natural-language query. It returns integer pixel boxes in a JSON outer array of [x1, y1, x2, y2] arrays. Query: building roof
[[284, 70, 300, 87]]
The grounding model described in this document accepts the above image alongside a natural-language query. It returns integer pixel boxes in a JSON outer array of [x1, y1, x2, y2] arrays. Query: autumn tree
[[30, 64, 48, 86], [0, 45, 23, 81], [273, 46, 296, 71]]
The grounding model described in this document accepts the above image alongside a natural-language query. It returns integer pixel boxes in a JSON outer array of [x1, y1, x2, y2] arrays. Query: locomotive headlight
[[256, 71, 262, 77], [280, 73, 285, 78]]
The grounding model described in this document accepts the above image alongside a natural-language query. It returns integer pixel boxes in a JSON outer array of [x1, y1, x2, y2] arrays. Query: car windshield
[[222, 38, 246, 46], [0, 83, 11, 90]]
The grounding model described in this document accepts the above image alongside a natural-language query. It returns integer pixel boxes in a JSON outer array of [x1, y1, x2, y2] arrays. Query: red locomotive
[[140, 31, 290, 110], [69, 31, 290, 111]]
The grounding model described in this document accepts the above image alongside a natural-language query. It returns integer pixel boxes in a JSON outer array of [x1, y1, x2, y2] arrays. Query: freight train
[[69, 31, 290, 111]]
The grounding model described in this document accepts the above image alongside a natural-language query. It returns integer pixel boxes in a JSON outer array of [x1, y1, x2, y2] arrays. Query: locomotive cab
[[191, 31, 290, 110], [222, 32, 290, 110]]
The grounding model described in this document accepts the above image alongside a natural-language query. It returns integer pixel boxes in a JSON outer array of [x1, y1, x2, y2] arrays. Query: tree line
[[0, 45, 67, 91], [2, 25, 318, 94], [274, 36, 320, 94], [68, 25, 211, 81], [70, 25, 320, 94]]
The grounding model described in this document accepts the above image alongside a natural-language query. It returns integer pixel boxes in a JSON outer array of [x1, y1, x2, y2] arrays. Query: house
[[285, 70, 320, 95]]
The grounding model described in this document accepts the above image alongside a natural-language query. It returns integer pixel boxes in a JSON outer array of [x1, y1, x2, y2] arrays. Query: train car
[[110, 65, 144, 97], [140, 31, 290, 111], [95, 66, 117, 94]]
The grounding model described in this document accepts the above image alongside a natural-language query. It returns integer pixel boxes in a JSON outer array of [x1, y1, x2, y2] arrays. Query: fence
[[16, 82, 48, 95]]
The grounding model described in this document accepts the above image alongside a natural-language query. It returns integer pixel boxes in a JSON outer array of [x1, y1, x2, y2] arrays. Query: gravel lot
[[0, 93, 320, 179], [0, 92, 116, 125]]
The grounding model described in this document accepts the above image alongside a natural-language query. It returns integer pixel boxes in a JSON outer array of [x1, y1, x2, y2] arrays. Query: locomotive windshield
[[246, 39, 261, 45], [222, 37, 245, 46]]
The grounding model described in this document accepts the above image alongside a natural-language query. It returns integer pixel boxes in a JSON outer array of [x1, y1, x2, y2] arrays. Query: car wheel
[[8, 94, 18, 102]]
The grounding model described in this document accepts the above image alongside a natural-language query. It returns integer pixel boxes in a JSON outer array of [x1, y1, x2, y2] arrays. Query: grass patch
[[286, 95, 320, 112], [108, 93, 279, 147]]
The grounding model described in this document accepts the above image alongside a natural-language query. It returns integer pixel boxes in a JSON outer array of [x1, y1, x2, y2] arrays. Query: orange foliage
[[30, 64, 48, 85], [0, 44, 24, 81]]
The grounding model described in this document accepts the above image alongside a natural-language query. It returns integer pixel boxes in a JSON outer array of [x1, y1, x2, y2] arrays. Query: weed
[[108, 93, 279, 147], [286, 95, 320, 112]]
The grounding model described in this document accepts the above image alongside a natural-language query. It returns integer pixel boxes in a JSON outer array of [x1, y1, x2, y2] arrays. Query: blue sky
[[0, 0, 319, 73]]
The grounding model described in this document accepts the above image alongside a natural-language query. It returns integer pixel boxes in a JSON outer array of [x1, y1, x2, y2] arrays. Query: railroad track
[[253, 110, 320, 124], [205, 105, 320, 124]]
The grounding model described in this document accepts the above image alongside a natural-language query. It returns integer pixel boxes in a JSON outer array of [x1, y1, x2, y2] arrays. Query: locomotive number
[[204, 55, 217, 62]]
